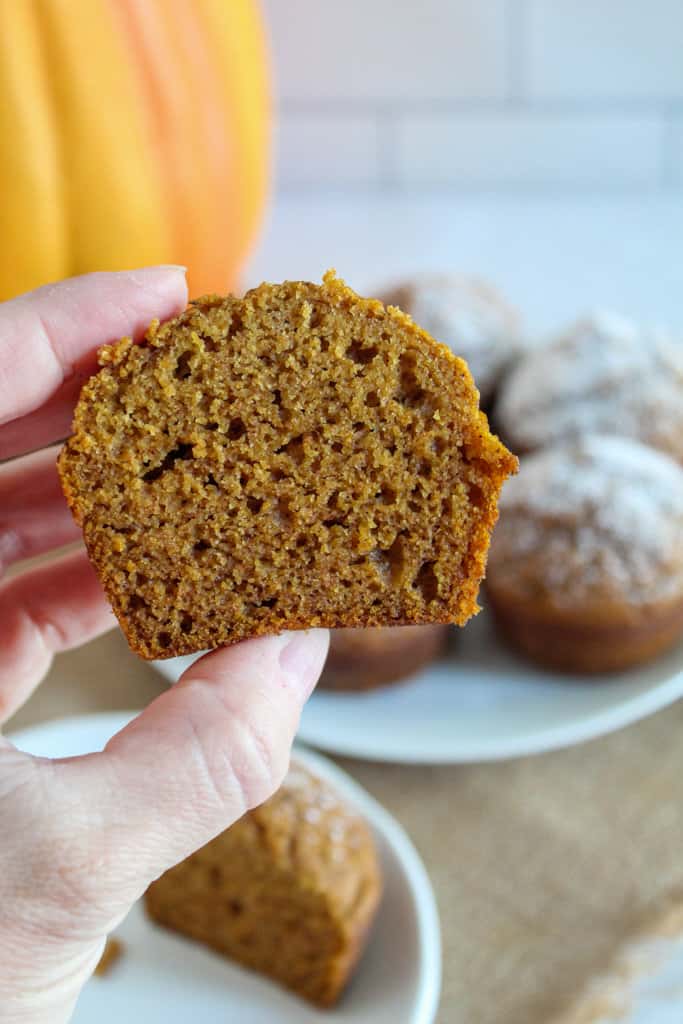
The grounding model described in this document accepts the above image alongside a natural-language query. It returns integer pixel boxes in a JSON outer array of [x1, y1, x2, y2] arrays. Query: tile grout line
[[506, 0, 527, 105], [660, 112, 679, 187], [376, 108, 398, 192], [279, 98, 683, 118], [274, 180, 683, 199]]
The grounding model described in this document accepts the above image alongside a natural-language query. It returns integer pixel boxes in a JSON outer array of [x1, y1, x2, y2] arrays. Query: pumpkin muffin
[[145, 762, 381, 1007], [486, 435, 683, 674], [319, 624, 448, 691], [382, 273, 521, 405], [59, 271, 516, 659], [496, 312, 683, 463]]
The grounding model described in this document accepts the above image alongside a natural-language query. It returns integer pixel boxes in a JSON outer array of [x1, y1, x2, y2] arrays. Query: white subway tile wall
[[396, 113, 663, 187], [276, 114, 382, 186], [265, 0, 509, 101], [525, 0, 683, 100], [261, 0, 683, 191]]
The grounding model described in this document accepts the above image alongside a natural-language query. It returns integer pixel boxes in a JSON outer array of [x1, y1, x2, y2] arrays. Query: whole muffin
[[319, 624, 449, 691], [382, 273, 521, 405], [486, 435, 683, 674], [145, 762, 381, 1007], [496, 312, 683, 463]]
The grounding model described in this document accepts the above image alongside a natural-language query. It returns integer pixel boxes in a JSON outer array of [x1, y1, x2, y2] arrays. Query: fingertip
[[279, 629, 330, 699], [115, 265, 188, 309], [186, 629, 329, 703], [0, 266, 190, 431]]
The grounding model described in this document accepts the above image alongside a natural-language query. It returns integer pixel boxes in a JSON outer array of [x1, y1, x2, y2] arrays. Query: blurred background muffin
[[486, 435, 683, 674], [146, 761, 381, 1006], [319, 624, 449, 691], [382, 273, 522, 407], [495, 312, 683, 463]]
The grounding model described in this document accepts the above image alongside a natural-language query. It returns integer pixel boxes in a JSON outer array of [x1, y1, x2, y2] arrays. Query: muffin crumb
[[59, 272, 516, 659]]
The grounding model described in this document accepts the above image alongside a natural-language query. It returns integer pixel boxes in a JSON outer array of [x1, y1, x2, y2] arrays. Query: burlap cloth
[[10, 628, 683, 1023]]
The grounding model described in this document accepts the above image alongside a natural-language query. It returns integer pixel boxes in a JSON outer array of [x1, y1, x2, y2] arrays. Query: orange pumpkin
[[0, 0, 270, 302]]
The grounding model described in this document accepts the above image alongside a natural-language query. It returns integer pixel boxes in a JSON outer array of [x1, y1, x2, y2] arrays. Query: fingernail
[[120, 265, 187, 276], [279, 630, 329, 700]]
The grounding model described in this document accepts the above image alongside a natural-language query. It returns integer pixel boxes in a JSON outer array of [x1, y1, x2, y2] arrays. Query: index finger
[[0, 266, 187, 457]]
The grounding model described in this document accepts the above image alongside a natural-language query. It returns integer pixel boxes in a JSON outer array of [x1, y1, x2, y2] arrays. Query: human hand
[[0, 268, 329, 1024]]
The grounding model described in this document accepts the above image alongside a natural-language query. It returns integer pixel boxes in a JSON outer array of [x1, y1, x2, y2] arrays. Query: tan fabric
[[9, 629, 683, 1023]]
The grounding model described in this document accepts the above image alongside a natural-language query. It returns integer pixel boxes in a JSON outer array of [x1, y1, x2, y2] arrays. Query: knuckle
[[15, 768, 120, 924], [36, 821, 116, 920], [226, 710, 288, 813], [0, 525, 22, 574], [185, 682, 290, 817], [48, 833, 100, 909], [34, 834, 132, 943]]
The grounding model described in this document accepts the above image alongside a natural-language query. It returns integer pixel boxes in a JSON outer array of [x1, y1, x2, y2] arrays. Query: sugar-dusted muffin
[[486, 435, 683, 674], [145, 762, 382, 1007], [59, 271, 517, 659], [319, 624, 449, 691], [496, 312, 683, 463], [382, 273, 521, 405]]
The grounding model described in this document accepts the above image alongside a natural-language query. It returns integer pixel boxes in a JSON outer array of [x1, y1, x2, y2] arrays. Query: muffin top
[[213, 761, 380, 919], [382, 273, 521, 403], [496, 312, 683, 462], [487, 435, 683, 612]]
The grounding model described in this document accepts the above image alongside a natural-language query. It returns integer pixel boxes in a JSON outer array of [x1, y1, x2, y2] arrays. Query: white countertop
[[247, 192, 683, 336]]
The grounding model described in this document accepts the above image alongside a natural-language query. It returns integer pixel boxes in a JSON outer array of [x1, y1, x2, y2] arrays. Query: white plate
[[154, 609, 683, 764], [9, 712, 441, 1024]]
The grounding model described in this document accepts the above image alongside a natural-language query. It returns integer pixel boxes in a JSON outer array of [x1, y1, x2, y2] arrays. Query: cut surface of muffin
[[59, 271, 516, 659], [145, 762, 381, 1007]]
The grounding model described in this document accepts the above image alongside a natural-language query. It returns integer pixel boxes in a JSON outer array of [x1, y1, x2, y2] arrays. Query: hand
[[0, 269, 329, 1024]]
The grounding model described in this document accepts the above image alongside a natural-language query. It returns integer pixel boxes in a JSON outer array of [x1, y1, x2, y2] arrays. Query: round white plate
[[9, 712, 441, 1024], [154, 609, 683, 764]]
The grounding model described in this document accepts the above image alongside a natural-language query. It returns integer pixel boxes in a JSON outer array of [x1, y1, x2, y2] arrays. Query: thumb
[[49, 629, 328, 921]]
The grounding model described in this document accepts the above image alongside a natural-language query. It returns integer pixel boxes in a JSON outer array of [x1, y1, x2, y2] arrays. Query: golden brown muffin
[[496, 312, 683, 463], [486, 435, 683, 674], [59, 271, 516, 659], [382, 273, 522, 405], [319, 624, 448, 691], [145, 762, 381, 1007]]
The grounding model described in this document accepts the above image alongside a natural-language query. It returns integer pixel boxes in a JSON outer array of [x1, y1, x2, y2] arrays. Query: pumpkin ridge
[[38, 0, 169, 276], [163, 0, 239, 295], [0, 0, 269, 299], [107, 0, 183, 265], [197, 0, 271, 273], [0, 0, 67, 298]]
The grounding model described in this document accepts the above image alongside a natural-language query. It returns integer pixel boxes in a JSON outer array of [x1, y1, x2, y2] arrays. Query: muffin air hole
[[174, 351, 193, 380], [142, 443, 193, 482], [414, 561, 439, 603], [227, 418, 246, 441], [347, 341, 378, 365]]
